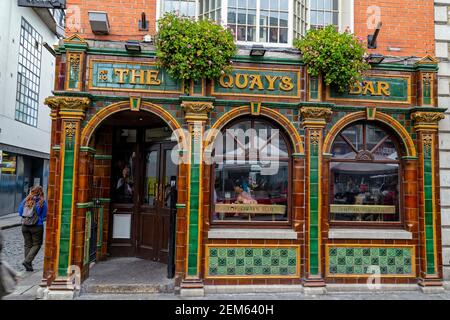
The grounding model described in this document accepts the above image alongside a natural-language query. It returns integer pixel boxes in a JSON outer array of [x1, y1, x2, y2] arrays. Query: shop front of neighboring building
[[40, 34, 446, 296]]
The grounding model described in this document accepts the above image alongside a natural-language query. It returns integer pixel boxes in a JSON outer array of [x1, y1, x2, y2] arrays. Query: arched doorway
[[90, 110, 179, 277]]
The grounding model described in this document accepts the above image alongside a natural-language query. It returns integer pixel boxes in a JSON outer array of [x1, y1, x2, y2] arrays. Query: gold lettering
[[146, 70, 161, 85], [130, 69, 145, 85], [114, 68, 129, 84], [235, 74, 249, 89], [349, 82, 362, 95], [279, 76, 294, 91], [265, 75, 279, 91], [249, 75, 264, 90], [219, 74, 233, 88], [362, 81, 376, 96], [378, 81, 390, 96]]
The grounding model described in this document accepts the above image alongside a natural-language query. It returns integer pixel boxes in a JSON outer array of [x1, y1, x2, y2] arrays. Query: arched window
[[329, 122, 402, 225], [211, 118, 291, 225]]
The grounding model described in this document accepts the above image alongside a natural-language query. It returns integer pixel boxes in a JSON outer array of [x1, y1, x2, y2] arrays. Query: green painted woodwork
[[328, 247, 413, 276], [76, 202, 94, 208], [97, 206, 103, 249], [84, 211, 91, 266], [94, 154, 112, 160], [90, 61, 183, 93], [58, 132, 76, 277], [329, 76, 410, 102], [423, 144, 436, 274], [208, 247, 298, 277], [213, 67, 300, 97]]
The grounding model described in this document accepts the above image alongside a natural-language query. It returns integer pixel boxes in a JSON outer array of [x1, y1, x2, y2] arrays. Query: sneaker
[[22, 262, 33, 272]]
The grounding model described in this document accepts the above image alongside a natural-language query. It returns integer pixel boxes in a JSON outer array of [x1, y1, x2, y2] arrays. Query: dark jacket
[[18, 198, 47, 226]]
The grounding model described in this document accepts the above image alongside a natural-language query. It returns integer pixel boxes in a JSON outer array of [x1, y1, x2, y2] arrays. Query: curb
[[0, 223, 22, 230]]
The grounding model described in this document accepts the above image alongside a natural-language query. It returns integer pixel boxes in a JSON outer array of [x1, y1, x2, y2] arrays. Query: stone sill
[[328, 228, 412, 240], [208, 228, 298, 240]]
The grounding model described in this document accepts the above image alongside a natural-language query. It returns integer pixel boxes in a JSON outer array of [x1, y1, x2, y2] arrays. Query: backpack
[[22, 204, 38, 226]]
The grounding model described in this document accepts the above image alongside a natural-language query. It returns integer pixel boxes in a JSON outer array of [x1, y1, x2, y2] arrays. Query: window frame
[[328, 121, 405, 229], [209, 116, 293, 228]]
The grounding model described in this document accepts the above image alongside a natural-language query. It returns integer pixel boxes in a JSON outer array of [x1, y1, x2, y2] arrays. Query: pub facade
[[40, 33, 446, 296]]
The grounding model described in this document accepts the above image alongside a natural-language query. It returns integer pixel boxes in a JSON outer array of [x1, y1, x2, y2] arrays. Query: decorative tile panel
[[327, 246, 415, 277], [207, 246, 300, 278]]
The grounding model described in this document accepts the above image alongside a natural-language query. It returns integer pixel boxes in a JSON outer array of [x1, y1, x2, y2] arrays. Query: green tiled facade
[[327, 247, 414, 276], [423, 140, 436, 274], [308, 134, 320, 276], [58, 125, 76, 277], [207, 247, 299, 277]]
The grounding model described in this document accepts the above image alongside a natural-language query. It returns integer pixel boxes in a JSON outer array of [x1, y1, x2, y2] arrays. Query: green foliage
[[155, 13, 236, 94], [294, 25, 370, 92]]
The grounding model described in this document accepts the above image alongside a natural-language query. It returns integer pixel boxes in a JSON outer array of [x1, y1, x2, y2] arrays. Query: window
[[199, 0, 222, 23], [227, 0, 289, 44], [329, 123, 401, 224], [309, 0, 339, 30], [211, 118, 291, 225], [293, 0, 307, 39], [15, 18, 42, 127], [161, 0, 197, 17]]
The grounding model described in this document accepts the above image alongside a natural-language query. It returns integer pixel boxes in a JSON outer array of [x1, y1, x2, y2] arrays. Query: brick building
[[40, 0, 447, 298]]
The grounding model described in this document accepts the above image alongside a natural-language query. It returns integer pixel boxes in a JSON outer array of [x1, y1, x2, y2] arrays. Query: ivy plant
[[155, 13, 236, 94], [294, 25, 370, 93]]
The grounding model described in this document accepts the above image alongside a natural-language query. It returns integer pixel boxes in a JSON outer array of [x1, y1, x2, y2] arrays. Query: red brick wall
[[66, 0, 157, 41], [354, 0, 435, 57]]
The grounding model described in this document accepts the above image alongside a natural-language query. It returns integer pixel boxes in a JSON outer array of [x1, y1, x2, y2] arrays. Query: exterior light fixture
[[139, 12, 149, 31], [125, 40, 142, 52], [249, 45, 266, 57], [367, 22, 382, 49], [88, 11, 110, 35], [366, 53, 385, 64]]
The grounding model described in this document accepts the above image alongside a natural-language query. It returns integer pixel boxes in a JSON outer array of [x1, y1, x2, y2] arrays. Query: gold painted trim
[[65, 52, 84, 92], [204, 244, 301, 279], [325, 244, 417, 278], [211, 66, 302, 99], [325, 74, 412, 105], [87, 59, 185, 94]]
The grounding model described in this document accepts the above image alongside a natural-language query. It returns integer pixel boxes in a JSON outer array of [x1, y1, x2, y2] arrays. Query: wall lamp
[[367, 22, 382, 49], [125, 40, 142, 52], [250, 45, 266, 57], [366, 53, 385, 64], [139, 12, 149, 31]]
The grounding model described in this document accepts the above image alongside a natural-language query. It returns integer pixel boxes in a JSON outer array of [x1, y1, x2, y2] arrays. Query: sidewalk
[[0, 213, 21, 230]]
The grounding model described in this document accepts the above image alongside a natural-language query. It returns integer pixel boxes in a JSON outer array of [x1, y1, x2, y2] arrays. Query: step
[[81, 282, 175, 294]]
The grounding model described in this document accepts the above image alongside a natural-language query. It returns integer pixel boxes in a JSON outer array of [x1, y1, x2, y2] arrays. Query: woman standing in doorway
[[18, 186, 47, 272]]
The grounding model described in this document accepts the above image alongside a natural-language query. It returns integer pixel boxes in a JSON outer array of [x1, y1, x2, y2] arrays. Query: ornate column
[[412, 111, 445, 291], [179, 100, 214, 297], [300, 106, 332, 293], [43, 96, 90, 298]]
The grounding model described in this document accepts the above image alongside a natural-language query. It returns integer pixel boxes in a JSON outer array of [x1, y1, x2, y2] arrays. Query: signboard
[[212, 66, 301, 98], [327, 75, 411, 104], [89, 60, 184, 94], [18, 0, 66, 8], [330, 204, 396, 214], [215, 203, 286, 215]]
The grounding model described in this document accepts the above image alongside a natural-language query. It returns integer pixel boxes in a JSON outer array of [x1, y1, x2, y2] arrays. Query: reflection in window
[[162, 0, 197, 17], [330, 123, 401, 223], [310, 0, 339, 30], [113, 151, 135, 204], [227, 0, 288, 44], [199, 0, 222, 23], [212, 119, 290, 224]]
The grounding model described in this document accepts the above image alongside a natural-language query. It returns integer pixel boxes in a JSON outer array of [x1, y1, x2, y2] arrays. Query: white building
[[435, 1, 450, 282], [0, 1, 64, 216]]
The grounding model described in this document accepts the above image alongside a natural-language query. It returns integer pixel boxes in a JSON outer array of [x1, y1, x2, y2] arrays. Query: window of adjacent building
[[199, 0, 222, 22], [211, 118, 291, 225], [15, 18, 42, 127], [329, 123, 401, 225], [309, 0, 339, 29], [161, 0, 197, 17]]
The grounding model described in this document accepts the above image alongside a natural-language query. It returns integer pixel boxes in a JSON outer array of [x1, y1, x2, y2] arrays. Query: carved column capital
[[412, 111, 445, 131], [300, 107, 332, 128], [44, 96, 91, 120], [181, 101, 214, 122]]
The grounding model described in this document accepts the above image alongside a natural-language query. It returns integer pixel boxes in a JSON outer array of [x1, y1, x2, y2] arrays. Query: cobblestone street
[[1, 226, 44, 273]]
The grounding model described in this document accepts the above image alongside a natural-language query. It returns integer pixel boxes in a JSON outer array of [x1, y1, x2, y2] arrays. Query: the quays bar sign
[[327, 75, 411, 104], [89, 60, 301, 98]]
